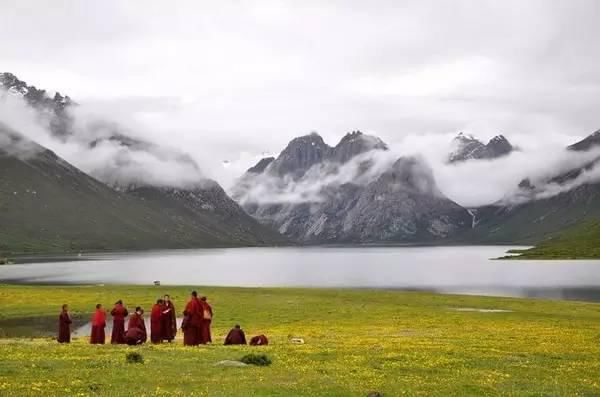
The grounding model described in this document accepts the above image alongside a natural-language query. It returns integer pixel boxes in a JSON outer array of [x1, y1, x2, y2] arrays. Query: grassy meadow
[[1, 285, 600, 396]]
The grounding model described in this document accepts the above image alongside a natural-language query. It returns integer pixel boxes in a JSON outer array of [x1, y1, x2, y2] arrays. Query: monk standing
[[57, 304, 72, 343], [224, 324, 247, 345], [161, 294, 177, 343], [183, 291, 202, 346], [110, 300, 128, 344], [125, 306, 147, 345], [150, 299, 164, 344], [90, 304, 107, 344], [200, 296, 213, 344]]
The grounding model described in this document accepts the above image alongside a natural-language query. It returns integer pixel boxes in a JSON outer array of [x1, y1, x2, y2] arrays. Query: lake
[[2, 246, 600, 301]]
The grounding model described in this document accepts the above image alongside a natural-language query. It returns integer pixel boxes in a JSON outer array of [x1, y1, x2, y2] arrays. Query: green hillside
[[507, 218, 600, 259], [0, 132, 286, 255]]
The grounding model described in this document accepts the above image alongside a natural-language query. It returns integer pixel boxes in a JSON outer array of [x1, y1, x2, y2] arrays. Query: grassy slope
[[0, 146, 285, 255], [508, 218, 600, 259], [1, 285, 600, 396]]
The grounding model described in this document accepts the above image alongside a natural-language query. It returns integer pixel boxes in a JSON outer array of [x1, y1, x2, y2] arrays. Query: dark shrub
[[125, 352, 144, 364], [240, 353, 272, 366]]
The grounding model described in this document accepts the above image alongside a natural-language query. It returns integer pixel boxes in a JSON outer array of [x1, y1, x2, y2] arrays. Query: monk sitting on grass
[[224, 324, 247, 345], [90, 304, 107, 344], [125, 306, 147, 345], [110, 300, 128, 344], [58, 304, 72, 343], [249, 334, 269, 346]]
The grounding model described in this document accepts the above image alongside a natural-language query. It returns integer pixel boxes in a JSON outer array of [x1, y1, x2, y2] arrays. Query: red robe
[[199, 301, 213, 344], [224, 328, 247, 345], [249, 334, 269, 346], [90, 309, 106, 344], [125, 313, 147, 345], [110, 304, 128, 344], [58, 310, 72, 343], [183, 298, 202, 346], [161, 301, 177, 342], [150, 304, 163, 344]]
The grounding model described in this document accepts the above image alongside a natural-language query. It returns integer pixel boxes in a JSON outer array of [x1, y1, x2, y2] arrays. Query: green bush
[[240, 353, 272, 366], [125, 352, 144, 364]]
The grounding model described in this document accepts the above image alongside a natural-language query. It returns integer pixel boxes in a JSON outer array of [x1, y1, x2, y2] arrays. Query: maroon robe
[[200, 300, 213, 344], [90, 309, 106, 344], [58, 310, 72, 343], [224, 328, 247, 345], [150, 304, 163, 344], [183, 298, 202, 346], [161, 301, 177, 342], [110, 304, 128, 344], [125, 313, 147, 345], [249, 334, 269, 346]]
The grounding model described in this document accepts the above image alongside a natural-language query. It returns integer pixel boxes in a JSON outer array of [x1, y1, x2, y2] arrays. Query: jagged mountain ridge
[[233, 131, 472, 243], [465, 129, 600, 243], [448, 133, 514, 163]]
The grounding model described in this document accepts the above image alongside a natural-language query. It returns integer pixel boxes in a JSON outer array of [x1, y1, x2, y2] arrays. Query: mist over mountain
[[0, 73, 286, 252], [448, 133, 514, 163], [233, 131, 472, 243], [466, 129, 600, 243]]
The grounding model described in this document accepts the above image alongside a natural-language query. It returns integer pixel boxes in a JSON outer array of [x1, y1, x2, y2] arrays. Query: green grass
[[508, 219, 600, 259], [1, 285, 600, 396]]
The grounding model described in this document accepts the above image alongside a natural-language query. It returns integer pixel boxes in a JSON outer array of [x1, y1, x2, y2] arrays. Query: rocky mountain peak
[[332, 130, 388, 163], [449, 132, 513, 163], [267, 132, 333, 178], [246, 157, 275, 174], [568, 128, 600, 152]]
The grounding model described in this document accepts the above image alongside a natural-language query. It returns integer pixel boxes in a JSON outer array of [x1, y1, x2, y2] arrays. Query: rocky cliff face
[[448, 133, 514, 163], [233, 132, 472, 244]]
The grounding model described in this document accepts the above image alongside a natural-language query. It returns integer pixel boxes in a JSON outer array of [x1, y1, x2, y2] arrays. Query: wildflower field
[[1, 285, 600, 396]]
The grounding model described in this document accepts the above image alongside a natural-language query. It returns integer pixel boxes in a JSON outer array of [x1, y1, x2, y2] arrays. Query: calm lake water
[[2, 246, 600, 301]]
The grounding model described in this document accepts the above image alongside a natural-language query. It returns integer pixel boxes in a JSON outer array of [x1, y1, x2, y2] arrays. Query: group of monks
[[57, 290, 269, 346]]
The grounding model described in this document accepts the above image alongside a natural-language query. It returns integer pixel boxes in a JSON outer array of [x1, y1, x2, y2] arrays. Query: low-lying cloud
[[0, 88, 208, 189]]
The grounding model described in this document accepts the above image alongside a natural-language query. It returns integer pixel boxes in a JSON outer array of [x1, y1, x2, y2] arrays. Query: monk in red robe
[[199, 296, 213, 344], [110, 300, 128, 344], [90, 304, 107, 344], [125, 306, 147, 345], [183, 291, 202, 346], [161, 294, 177, 342], [224, 324, 247, 345], [249, 334, 269, 346], [57, 304, 72, 343], [150, 299, 164, 344]]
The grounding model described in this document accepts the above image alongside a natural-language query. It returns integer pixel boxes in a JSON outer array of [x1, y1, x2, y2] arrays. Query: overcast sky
[[2, 0, 600, 185]]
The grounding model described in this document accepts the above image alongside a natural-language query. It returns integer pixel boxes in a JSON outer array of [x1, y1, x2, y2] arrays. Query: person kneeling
[[249, 334, 268, 346], [224, 324, 247, 345], [125, 307, 147, 345]]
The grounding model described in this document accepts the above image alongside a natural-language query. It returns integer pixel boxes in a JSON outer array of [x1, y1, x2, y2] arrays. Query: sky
[[1, 0, 600, 191]]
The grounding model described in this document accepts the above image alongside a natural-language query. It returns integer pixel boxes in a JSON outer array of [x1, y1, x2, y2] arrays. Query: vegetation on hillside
[[507, 218, 600, 259], [1, 285, 600, 396]]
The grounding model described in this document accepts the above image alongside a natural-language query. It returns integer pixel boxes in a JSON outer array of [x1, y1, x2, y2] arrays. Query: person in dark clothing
[[249, 334, 269, 346], [58, 304, 72, 343], [224, 324, 247, 345]]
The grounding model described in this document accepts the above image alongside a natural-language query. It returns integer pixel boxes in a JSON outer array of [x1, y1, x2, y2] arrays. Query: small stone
[[214, 360, 248, 367], [290, 337, 305, 345], [367, 392, 383, 397]]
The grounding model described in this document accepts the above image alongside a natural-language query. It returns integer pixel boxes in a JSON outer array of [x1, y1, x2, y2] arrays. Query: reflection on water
[[2, 246, 600, 302]]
